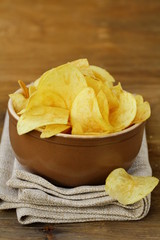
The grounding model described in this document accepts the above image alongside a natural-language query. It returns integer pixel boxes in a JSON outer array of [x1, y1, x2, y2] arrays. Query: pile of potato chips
[[9, 59, 151, 138]]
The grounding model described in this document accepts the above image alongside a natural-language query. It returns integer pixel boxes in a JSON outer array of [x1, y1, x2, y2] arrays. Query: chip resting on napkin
[[0, 113, 152, 224]]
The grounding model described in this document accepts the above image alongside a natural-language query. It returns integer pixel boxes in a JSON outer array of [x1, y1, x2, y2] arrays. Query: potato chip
[[133, 101, 151, 124], [18, 80, 29, 98], [96, 90, 113, 133], [134, 94, 143, 105], [9, 93, 28, 114], [40, 124, 71, 138], [70, 58, 89, 68], [90, 65, 115, 87], [26, 89, 66, 109], [105, 168, 159, 205], [17, 106, 69, 135], [71, 87, 108, 134], [38, 64, 87, 109], [132, 95, 151, 124], [109, 91, 137, 131], [70, 59, 96, 78], [33, 59, 88, 92]]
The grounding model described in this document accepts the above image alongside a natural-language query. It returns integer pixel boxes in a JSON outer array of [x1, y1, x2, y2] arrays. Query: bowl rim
[[8, 86, 143, 139]]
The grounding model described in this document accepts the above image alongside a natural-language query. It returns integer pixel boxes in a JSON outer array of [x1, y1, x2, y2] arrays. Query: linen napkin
[[0, 113, 151, 224]]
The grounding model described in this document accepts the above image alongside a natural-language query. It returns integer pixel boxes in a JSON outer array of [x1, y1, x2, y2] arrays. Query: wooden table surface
[[0, 0, 160, 239]]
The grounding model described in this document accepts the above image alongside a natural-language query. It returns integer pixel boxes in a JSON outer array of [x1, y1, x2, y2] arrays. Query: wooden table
[[0, 0, 160, 239]]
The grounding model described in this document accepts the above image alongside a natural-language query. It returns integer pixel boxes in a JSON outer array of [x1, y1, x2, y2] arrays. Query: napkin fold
[[0, 113, 151, 224]]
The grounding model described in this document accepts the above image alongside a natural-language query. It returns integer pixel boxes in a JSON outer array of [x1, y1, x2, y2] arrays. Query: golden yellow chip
[[105, 168, 159, 205], [27, 89, 66, 109], [109, 91, 137, 131], [40, 124, 71, 138], [134, 94, 143, 104], [33, 59, 88, 90], [17, 106, 69, 135], [90, 65, 115, 87], [133, 102, 151, 124], [70, 58, 89, 68], [9, 93, 28, 114], [38, 64, 87, 109], [18, 80, 29, 98], [71, 87, 108, 134], [96, 90, 113, 133], [70, 59, 96, 78], [133, 95, 151, 124]]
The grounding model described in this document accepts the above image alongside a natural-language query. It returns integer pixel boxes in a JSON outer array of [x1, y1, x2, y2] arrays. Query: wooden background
[[0, 0, 160, 239]]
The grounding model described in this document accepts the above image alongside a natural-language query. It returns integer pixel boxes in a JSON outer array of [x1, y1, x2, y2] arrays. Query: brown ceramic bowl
[[8, 95, 145, 187]]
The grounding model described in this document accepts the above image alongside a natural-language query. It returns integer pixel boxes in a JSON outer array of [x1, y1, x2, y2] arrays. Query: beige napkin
[[0, 113, 151, 224]]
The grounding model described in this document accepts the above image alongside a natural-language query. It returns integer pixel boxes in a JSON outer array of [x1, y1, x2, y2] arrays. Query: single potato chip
[[17, 106, 69, 135], [9, 93, 28, 114], [33, 59, 88, 90], [90, 65, 115, 87], [70, 59, 96, 78], [132, 95, 151, 124], [134, 94, 143, 105], [133, 101, 151, 124], [96, 90, 113, 133], [71, 87, 108, 134], [26, 89, 66, 109], [40, 124, 71, 138], [18, 80, 29, 98], [109, 91, 137, 131], [38, 63, 87, 109], [105, 168, 159, 205], [70, 58, 89, 68]]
